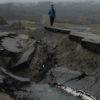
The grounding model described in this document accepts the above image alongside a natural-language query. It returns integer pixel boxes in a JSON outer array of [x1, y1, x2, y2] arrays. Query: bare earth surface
[[0, 26, 100, 100]]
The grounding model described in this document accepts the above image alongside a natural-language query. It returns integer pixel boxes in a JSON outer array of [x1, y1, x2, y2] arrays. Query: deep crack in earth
[[0, 26, 99, 100]]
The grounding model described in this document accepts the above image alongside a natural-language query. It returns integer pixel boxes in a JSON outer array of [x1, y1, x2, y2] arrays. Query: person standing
[[48, 4, 56, 26]]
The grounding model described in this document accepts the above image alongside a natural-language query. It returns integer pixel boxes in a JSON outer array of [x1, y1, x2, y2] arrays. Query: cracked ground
[[13, 29, 100, 100], [0, 27, 100, 100]]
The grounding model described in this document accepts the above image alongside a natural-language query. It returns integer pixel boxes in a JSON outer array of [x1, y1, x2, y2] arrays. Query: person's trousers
[[50, 16, 55, 26]]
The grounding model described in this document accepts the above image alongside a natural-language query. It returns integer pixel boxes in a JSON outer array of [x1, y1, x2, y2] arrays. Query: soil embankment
[[34, 30, 100, 77], [0, 26, 100, 100]]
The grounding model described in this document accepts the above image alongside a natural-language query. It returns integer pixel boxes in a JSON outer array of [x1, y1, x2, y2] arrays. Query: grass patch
[[7, 20, 41, 28], [44, 15, 91, 28], [8, 18, 100, 35], [7, 20, 13, 25], [7, 21, 40, 28], [90, 29, 100, 34], [46, 17, 100, 35], [89, 25, 100, 34], [22, 22, 40, 28]]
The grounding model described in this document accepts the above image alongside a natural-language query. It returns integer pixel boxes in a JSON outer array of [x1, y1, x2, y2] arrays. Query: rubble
[[41, 67, 98, 100], [13, 39, 37, 70], [45, 26, 100, 53], [0, 25, 100, 100], [0, 67, 30, 83], [2, 37, 23, 53]]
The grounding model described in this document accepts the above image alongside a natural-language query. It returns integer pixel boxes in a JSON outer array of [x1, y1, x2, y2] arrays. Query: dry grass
[[22, 22, 40, 28], [7, 20, 41, 28], [8, 18, 100, 34], [44, 15, 95, 28], [0, 93, 14, 100], [90, 25, 100, 34], [91, 30, 100, 34]]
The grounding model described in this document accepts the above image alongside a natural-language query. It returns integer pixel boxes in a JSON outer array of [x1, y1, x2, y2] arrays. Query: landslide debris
[[0, 26, 100, 100], [26, 30, 100, 79]]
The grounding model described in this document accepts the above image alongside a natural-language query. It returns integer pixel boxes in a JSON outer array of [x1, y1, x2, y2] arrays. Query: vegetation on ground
[[0, 8, 42, 22], [8, 21, 41, 28], [22, 22, 41, 28], [90, 25, 100, 35], [0, 16, 8, 25], [8, 14, 100, 35]]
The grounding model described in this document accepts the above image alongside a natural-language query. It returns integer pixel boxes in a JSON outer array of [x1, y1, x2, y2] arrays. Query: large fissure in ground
[[14, 30, 100, 100], [0, 26, 100, 100]]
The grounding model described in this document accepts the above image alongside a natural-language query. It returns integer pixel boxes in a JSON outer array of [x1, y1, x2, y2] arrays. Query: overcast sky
[[0, 0, 98, 3]]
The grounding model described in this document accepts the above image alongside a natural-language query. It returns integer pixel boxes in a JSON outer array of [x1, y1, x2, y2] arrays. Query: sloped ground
[[15, 29, 100, 100], [0, 25, 37, 100], [40, 30, 100, 76], [33, 30, 100, 100], [0, 26, 100, 100]]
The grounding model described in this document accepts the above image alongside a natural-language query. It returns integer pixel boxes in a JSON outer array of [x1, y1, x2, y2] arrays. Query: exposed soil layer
[[0, 27, 100, 100], [28, 30, 100, 78], [45, 31, 100, 76]]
